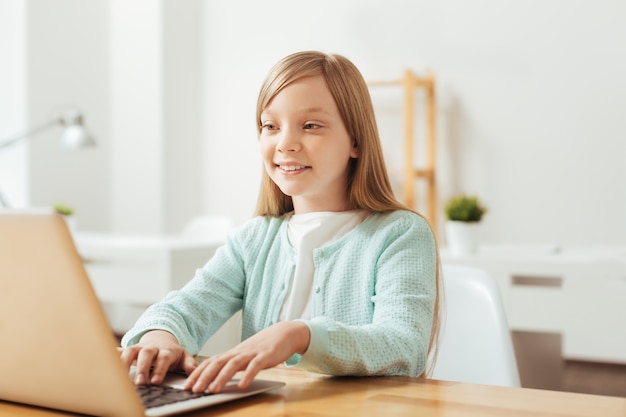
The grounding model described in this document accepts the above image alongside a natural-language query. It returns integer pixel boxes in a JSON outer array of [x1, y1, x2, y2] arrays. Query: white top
[[278, 210, 368, 321]]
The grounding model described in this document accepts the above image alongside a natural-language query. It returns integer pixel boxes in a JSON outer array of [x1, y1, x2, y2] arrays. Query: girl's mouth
[[277, 164, 310, 173]]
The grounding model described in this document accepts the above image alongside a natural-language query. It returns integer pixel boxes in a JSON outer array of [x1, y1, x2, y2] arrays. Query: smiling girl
[[120, 51, 441, 394]]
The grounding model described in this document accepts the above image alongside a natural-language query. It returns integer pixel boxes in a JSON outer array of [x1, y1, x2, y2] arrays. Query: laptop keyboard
[[135, 384, 212, 409]]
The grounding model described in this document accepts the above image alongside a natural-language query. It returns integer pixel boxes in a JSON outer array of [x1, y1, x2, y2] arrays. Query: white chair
[[431, 265, 521, 387]]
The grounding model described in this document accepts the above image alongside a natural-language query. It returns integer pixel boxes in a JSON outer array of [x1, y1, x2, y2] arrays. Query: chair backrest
[[431, 265, 521, 387]]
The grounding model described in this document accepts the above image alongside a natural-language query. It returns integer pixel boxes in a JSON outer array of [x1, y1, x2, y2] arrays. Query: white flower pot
[[445, 221, 481, 256]]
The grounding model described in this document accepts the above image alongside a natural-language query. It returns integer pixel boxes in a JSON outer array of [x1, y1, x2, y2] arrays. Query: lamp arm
[[0, 118, 60, 150]]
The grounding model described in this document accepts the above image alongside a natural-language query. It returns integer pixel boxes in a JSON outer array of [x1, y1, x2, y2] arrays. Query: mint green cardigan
[[122, 210, 437, 377]]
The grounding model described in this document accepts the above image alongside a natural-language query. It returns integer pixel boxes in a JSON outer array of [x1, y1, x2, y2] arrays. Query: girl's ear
[[350, 140, 359, 158]]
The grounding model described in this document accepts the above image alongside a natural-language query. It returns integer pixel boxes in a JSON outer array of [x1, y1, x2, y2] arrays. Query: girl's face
[[259, 75, 359, 213]]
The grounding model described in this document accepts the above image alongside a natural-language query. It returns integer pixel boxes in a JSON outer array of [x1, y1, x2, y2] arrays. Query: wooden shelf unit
[[369, 70, 437, 230]]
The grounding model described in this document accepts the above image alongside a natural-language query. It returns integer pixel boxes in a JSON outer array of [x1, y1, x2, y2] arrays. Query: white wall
[[0, 0, 27, 207], [5, 0, 626, 245], [108, 0, 204, 234], [201, 0, 626, 246], [109, 0, 164, 233]]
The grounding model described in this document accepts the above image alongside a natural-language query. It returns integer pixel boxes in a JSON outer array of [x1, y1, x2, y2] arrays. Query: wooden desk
[[1, 366, 624, 417]]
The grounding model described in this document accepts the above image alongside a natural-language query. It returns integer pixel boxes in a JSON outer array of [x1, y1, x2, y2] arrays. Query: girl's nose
[[276, 128, 301, 152]]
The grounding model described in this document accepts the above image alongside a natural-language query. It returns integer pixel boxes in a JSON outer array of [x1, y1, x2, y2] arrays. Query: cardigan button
[[315, 286, 321, 294]]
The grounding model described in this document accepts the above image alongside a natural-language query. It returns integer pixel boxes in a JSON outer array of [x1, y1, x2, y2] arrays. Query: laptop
[[0, 210, 285, 416]]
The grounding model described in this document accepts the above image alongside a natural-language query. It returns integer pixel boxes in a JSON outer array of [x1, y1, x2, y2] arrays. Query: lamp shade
[[60, 124, 94, 150], [59, 110, 95, 150]]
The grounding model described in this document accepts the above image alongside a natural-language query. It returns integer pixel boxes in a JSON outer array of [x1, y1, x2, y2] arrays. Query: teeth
[[280, 165, 306, 171]]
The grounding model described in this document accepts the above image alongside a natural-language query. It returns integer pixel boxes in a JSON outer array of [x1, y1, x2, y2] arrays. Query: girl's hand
[[184, 321, 310, 393], [119, 330, 198, 385]]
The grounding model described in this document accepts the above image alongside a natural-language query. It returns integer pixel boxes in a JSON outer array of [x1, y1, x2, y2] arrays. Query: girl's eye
[[303, 122, 321, 130], [261, 123, 277, 131]]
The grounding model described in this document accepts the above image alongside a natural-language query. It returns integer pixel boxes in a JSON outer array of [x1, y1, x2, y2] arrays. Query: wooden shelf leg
[[403, 69, 415, 209]]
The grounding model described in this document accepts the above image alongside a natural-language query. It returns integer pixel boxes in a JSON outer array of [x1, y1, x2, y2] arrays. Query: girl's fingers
[[191, 356, 230, 393], [119, 345, 140, 369], [208, 354, 251, 393], [184, 358, 211, 390], [186, 351, 270, 393], [237, 355, 266, 389], [186, 352, 247, 393], [134, 347, 158, 384], [181, 352, 199, 375], [150, 349, 178, 384]]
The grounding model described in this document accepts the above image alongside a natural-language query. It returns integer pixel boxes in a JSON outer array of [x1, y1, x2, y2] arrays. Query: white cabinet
[[74, 233, 223, 333], [442, 245, 626, 364], [564, 259, 626, 362]]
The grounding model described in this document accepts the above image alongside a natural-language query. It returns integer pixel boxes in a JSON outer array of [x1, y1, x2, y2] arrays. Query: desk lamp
[[0, 109, 95, 207]]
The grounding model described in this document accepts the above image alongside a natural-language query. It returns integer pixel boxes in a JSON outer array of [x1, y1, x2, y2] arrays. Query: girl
[[120, 51, 441, 394]]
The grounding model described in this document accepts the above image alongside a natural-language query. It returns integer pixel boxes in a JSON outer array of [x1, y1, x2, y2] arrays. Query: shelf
[[369, 69, 437, 231]]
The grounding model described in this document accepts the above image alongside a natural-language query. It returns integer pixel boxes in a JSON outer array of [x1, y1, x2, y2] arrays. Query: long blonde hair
[[254, 50, 441, 376]]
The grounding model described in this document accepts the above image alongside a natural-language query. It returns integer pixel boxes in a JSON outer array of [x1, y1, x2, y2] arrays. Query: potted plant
[[53, 203, 77, 232], [444, 194, 487, 255]]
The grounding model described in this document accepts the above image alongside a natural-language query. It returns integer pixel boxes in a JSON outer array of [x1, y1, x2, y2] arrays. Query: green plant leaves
[[444, 195, 487, 222]]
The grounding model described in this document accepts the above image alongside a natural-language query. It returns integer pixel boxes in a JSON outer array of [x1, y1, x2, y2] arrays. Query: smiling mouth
[[277, 165, 310, 172]]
